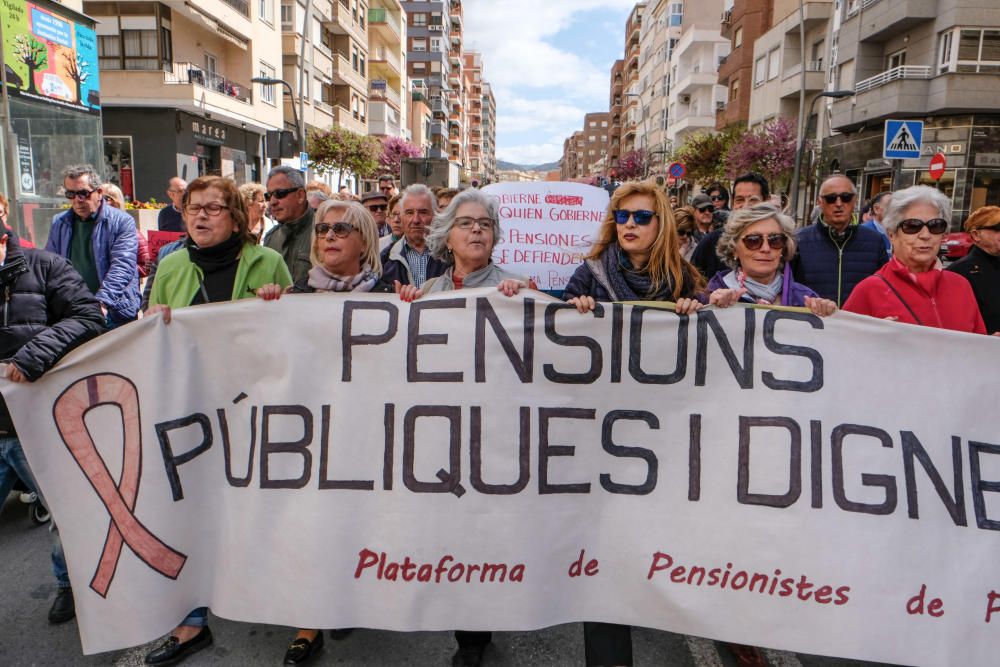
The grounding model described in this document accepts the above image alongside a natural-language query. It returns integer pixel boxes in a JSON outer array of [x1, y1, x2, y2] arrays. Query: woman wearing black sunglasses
[[707, 204, 836, 316], [843, 185, 985, 333], [563, 180, 704, 316]]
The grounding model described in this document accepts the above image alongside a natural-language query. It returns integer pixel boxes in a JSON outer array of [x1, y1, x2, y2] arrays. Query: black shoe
[[284, 631, 324, 665], [48, 587, 75, 624], [144, 626, 213, 666], [451, 645, 485, 667], [328, 628, 353, 640]]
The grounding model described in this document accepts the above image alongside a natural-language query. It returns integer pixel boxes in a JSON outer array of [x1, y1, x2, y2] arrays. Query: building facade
[[637, 0, 682, 174], [481, 82, 497, 183], [87, 0, 283, 201], [823, 0, 1000, 225], [716, 0, 774, 129], [607, 58, 625, 173], [368, 0, 407, 138], [621, 3, 646, 158]]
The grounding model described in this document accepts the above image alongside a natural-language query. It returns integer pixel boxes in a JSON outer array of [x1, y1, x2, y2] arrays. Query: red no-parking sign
[[928, 153, 946, 181]]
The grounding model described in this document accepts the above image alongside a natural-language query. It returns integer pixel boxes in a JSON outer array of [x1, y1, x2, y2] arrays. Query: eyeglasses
[[455, 217, 495, 231], [677, 230, 691, 238], [710, 195, 727, 202], [898, 218, 948, 235], [696, 205, 714, 213], [315, 221, 355, 238], [64, 189, 96, 200], [184, 203, 230, 216], [366, 204, 388, 212], [741, 233, 788, 251], [821, 192, 856, 204], [733, 195, 764, 206], [613, 209, 656, 225], [264, 187, 302, 201]]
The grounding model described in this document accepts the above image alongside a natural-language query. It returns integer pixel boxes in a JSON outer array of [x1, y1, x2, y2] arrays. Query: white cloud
[[463, 0, 633, 164]]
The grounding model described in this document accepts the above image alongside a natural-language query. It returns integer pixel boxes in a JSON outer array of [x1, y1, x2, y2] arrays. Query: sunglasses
[[264, 187, 302, 201], [315, 221, 355, 238], [366, 204, 388, 212], [64, 189, 96, 200], [710, 195, 727, 201], [978, 224, 1000, 233], [741, 233, 788, 251], [821, 192, 856, 204], [613, 209, 656, 225], [898, 218, 948, 235], [696, 205, 714, 213]]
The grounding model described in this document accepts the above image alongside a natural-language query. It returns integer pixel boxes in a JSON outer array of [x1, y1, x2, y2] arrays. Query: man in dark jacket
[[0, 231, 105, 624], [380, 184, 447, 288], [691, 173, 769, 280], [263, 165, 314, 283], [947, 205, 1000, 334], [793, 174, 889, 306]]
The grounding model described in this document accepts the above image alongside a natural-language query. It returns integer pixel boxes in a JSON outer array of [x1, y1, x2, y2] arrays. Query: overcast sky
[[463, 0, 635, 166]]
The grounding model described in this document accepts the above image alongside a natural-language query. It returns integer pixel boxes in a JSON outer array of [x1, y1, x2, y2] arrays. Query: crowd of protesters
[[0, 161, 997, 667]]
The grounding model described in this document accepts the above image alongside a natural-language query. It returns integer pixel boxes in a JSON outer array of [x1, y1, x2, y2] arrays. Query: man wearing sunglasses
[[45, 164, 140, 327], [793, 174, 889, 306], [262, 165, 313, 283], [361, 190, 390, 237]]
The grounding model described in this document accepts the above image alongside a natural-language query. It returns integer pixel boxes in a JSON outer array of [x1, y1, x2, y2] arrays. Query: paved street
[[0, 495, 893, 667]]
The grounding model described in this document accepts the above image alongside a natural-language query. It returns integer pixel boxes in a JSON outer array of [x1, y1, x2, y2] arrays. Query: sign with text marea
[[482, 181, 607, 291], [3, 291, 1000, 664]]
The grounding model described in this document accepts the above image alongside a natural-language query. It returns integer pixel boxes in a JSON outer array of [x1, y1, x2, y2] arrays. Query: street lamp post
[[790, 89, 855, 224], [251, 77, 303, 155], [623, 92, 650, 178]]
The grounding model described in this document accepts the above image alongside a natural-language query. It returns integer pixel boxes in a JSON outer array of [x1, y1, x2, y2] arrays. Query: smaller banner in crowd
[[4, 292, 1000, 665], [482, 181, 606, 291]]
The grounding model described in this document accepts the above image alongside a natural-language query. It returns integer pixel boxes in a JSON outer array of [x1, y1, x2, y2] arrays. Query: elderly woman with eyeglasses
[[395, 188, 530, 302], [563, 179, 704, 316], [843, 185, 985, 333], [708, 204, 837, 316]]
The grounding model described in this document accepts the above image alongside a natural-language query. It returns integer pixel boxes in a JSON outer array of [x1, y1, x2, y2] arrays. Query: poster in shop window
[[0, 0, 101, 113]]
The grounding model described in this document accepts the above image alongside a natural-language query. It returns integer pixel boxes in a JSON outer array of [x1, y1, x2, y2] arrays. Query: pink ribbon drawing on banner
[[52, 373, 186, 598]]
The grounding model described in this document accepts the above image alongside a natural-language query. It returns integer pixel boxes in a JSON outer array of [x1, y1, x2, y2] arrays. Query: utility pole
[[0, 18, 23, 230]]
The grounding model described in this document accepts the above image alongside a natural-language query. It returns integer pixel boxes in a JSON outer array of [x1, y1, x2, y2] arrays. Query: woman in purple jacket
[[707, 203, 837, 316]]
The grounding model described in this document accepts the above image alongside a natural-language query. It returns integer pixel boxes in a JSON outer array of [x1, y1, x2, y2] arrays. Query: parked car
[[940, 232, 973, 260]]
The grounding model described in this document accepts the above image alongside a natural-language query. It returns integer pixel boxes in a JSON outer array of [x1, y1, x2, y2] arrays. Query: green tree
[[672, 125, 744, 187], [307, 126, 381, 188], [14, 34, 47, 95]]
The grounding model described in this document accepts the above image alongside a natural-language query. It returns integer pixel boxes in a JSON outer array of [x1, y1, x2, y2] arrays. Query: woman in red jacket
[[843, 185, 985, 333]]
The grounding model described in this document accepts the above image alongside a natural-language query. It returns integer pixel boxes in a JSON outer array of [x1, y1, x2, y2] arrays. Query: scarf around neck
[[307, 264, 378, 292], [602, 242, 675, 302], [723, 267, 784, 305]]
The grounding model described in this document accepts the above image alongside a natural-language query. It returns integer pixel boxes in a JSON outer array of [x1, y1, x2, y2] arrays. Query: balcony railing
[[369, 84, 402, 108], [854, 65, 931, 94], [846, 0, 881, 17], [221, 0, 250, 18], [370, 46, 402, 73], [368, 7, 402, 39], [164, 62, 251, 104], [806, 60, 824, 72]]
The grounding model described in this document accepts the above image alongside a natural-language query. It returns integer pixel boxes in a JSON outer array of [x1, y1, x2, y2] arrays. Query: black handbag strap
[[876, 274, 922, 325]]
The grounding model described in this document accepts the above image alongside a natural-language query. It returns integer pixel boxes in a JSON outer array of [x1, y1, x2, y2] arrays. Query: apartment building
[[401, 0, 461, 164], [716, 0, 773, 129], [561, 114, 610, 180], [607, 59, 625, 172], [88, 0, 284, 200], [447, 0, 465, 166], [621, 3, 646, 157], [665, 0, 730, 144], [823, 0, 1000, 223], [637, 0, 683, 173], [481, 82, 497, 183], [409, 79, 433, 152], [368, 0, 407, 139]]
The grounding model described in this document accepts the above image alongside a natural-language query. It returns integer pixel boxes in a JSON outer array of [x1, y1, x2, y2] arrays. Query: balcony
[[368, 101, 402, 136], [854, 65, 931, 94], [368, 7, 402, 43], [430, 121, 446, 136], [779, 61, 826, 99], [331, 103, 367, 135], [674, 69, 719, 97], [844, 0, 935, 42], [327, 0, 366, 43], [162, 62, 252, 104], [369, 83, 402, 109], [782, 1, 832, 35], [332, 53, 367, 92], [369, 46, 402, 77]]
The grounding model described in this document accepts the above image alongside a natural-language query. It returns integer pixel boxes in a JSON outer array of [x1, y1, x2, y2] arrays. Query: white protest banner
[[4, 291, 1000, 665], [482, 181, 606, 291]]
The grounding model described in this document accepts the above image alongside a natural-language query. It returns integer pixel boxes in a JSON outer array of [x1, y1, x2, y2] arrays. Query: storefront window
[[971, 170, 1000, 210], [104, 137, 135, 200]]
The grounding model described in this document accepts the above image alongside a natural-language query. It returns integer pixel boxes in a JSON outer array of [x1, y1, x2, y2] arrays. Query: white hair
[[426, 189, 503, 264], [882, 185, 952, 234]]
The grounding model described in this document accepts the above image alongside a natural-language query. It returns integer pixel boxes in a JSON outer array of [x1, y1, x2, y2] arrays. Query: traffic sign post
[[928, 152, 947, 182]]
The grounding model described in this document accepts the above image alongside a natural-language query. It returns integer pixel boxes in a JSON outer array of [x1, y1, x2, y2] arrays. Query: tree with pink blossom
[[725, 117, 800, 192], [616, 149, 647, 181], [379, 136, 423, 181]]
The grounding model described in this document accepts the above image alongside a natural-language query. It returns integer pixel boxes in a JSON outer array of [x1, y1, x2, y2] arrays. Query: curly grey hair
[[881, 185, 952, 234], [425, 189, 503, 264], [266, 165, 306, 189], [716, 203, 797, 269], [61, 164, 101, 189]]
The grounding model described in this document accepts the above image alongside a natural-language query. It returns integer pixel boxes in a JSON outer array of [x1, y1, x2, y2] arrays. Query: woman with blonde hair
[[563, 179, 704, 315], [238, 182, 268, 242]]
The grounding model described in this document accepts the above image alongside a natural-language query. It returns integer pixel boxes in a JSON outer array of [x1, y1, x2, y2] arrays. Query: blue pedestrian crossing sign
[[883, 120, 923, 159]]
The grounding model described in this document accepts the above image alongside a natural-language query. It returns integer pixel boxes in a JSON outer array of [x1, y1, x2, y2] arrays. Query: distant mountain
[[497, 159, 561, 173]]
